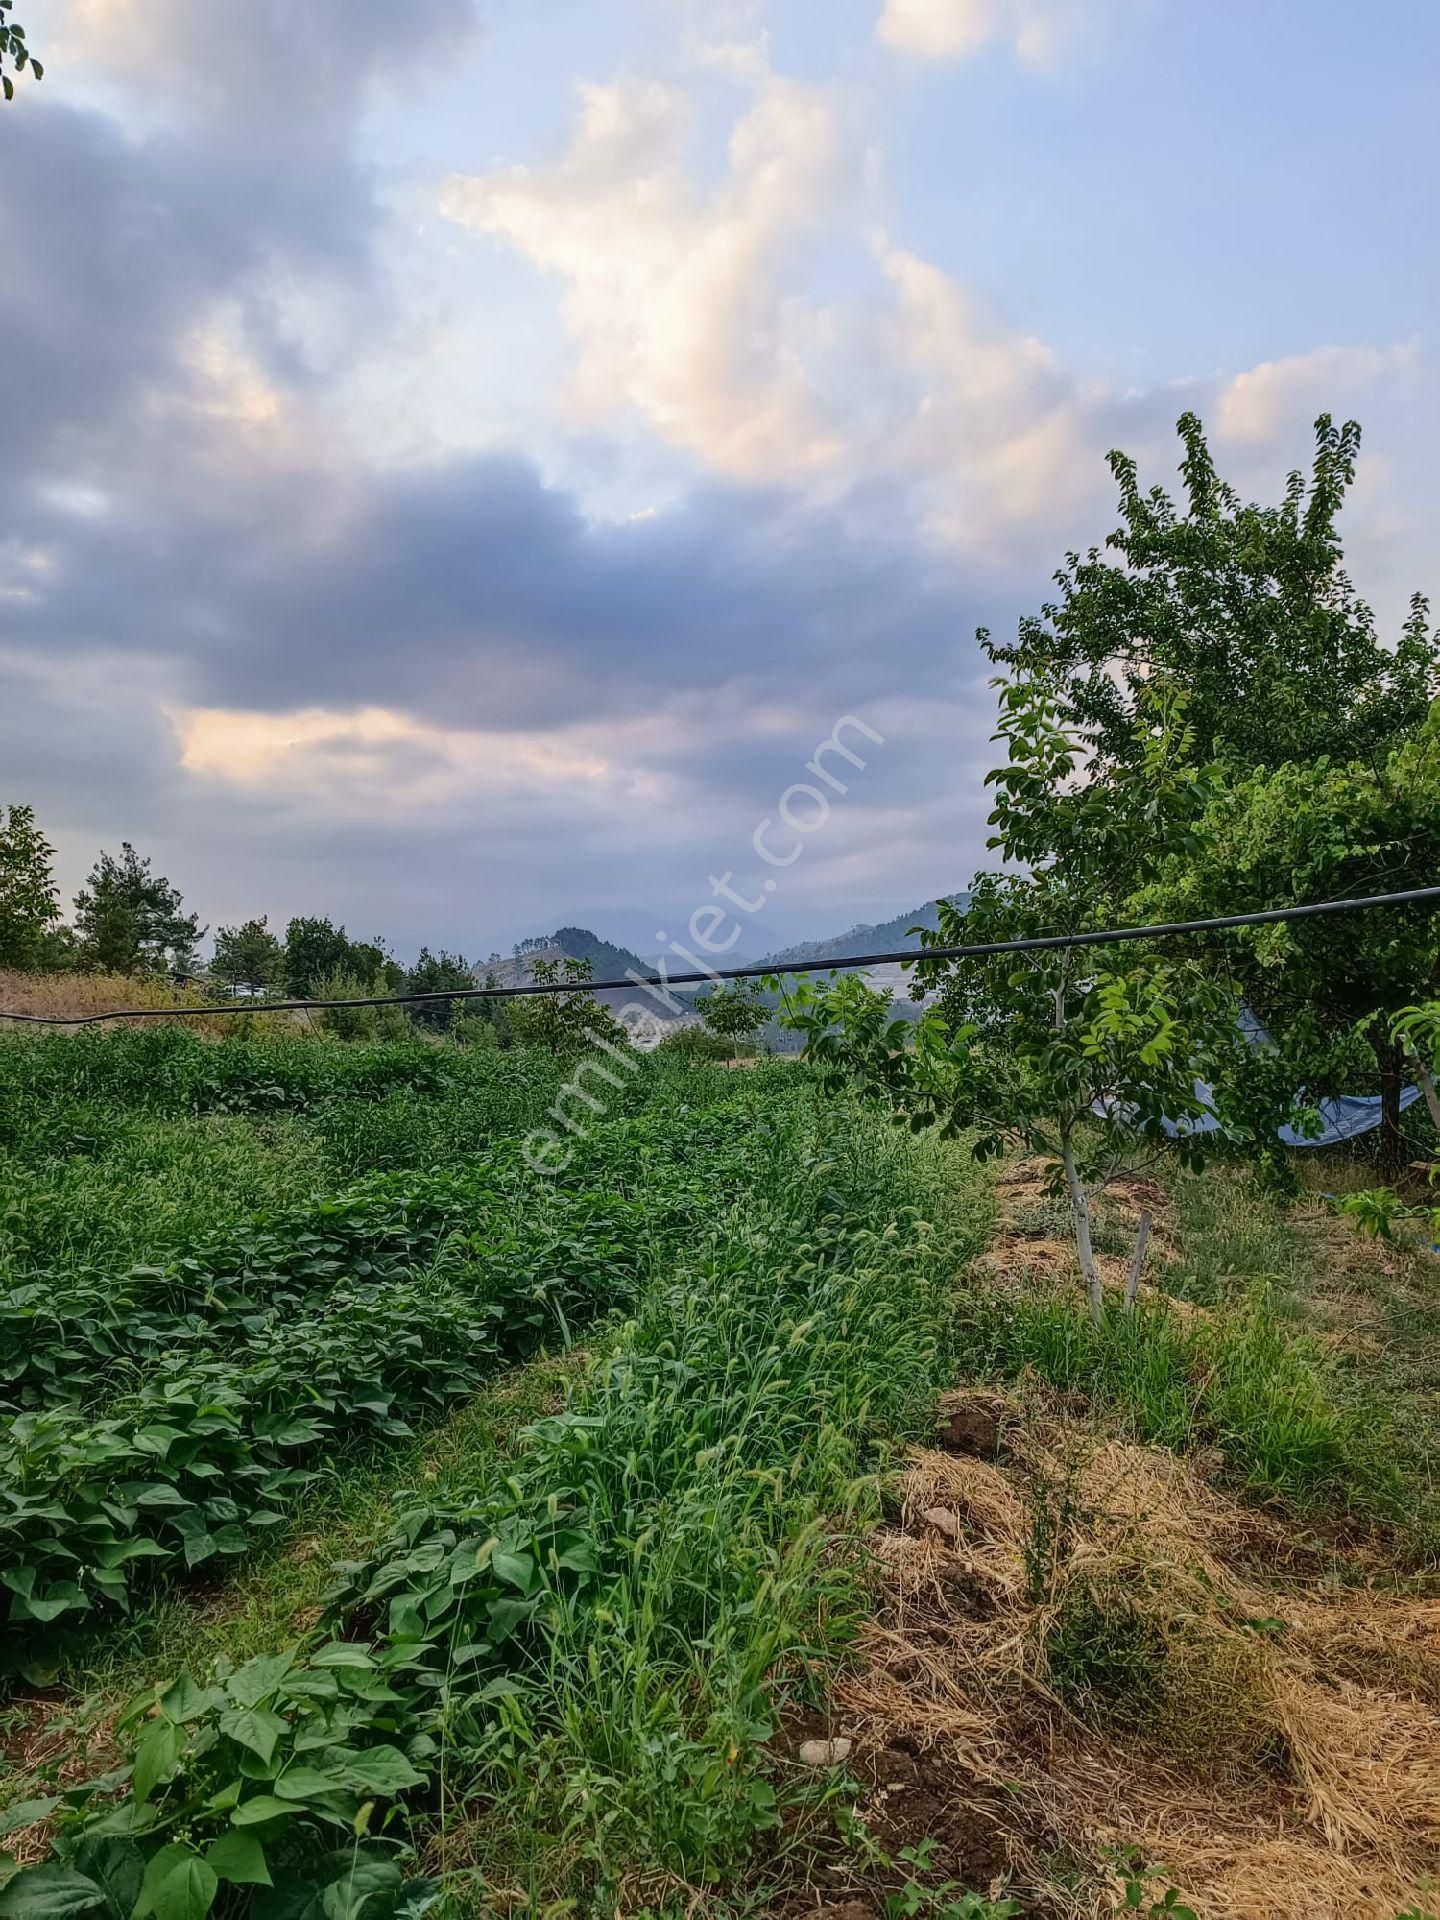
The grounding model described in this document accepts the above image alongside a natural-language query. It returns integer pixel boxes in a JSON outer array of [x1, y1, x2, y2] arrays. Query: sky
[[1, 0, 1436, 963]]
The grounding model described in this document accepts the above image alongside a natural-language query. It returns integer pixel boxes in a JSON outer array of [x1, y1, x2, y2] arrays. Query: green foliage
[[282, 920, 401, 1000], [400, 948, 474, 1034], [695, 977, 769, 1058], [881, 1841, 1021, 1920], [72, 846, 203, 977], [506, 955, 624, 1056], [0, 2, 41, 101], [1333, 1177, 1440, 1247], [655, 1025, 734, 1063], [311, 970, 409, 1044], [983, 409, 1439, 1177], [955, 1279, 1399, 1517], [210, 918, 283, 997], [0, 805, 59, 971], [1110, 1846, 1199, 1920], [0, 1037, 990, 1908], [784, 677, 1253, 1320], [988, 412, 1437, 775], [0, 1160, 653, 1657], [1138, 707, 1440, 1169]]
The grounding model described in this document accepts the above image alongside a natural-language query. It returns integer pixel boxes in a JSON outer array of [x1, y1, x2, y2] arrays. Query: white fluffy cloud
[[876, 0, 1097, 65], [441, 64, 1421, 569], [437, 67, 1112, 548], [871, 243, 1102, 548], [439, 75, 844, 481], [1216, 341, 1418, 445]]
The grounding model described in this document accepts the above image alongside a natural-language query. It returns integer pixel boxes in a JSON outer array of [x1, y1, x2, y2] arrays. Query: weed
[[1110, 1844, 1199, 1918], [1044, 1581, 1167, 1727], [884, 1840, 1021, 1920]]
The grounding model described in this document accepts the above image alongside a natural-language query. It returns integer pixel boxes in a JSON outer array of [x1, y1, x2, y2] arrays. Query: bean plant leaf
[[0, 1800, 61, 1839], [0, 1867, 105, 1917], [204, 1831, 271, 1887], [336, 1747, 425, 1796], [226, 1652, 294, 1708], [218, 1705, 286, 1765], [71, 1836, 145, 1915], [132, 1720, 183, 1804]]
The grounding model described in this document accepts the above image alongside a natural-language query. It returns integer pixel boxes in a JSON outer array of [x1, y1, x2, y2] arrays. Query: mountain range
[[482, 897, 968, 1026]]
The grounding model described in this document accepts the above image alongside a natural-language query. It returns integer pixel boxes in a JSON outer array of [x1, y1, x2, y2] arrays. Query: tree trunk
[[1407, 1051, 1440, 1135], [1124, 1209, 1152, 1313], [1061, 1133, 1106, 1324], [1370, 1023, 1406, 1178]]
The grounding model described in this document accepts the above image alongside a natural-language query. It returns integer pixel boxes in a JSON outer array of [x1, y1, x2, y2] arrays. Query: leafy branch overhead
[[0, 2, 41, 100]]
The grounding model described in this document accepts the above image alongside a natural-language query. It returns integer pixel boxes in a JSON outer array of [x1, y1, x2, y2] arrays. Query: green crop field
[[3, 1023, 1437, 1920], [0, 1027, 1000, 1917]]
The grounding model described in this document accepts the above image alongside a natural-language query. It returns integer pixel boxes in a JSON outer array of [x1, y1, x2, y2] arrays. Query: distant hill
[[476, 926, 699, 1024], [762, 895, 969, 972]]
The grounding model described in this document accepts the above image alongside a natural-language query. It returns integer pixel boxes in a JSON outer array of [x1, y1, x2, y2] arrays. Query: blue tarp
[[1166, 1008, 1425, 1146], [1175, 1078, 1422, 1146]]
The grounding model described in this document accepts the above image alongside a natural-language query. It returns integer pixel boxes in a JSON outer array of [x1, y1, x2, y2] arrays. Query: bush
[[656, 1025, 734, 1063], [311, 968, 410, 1043]]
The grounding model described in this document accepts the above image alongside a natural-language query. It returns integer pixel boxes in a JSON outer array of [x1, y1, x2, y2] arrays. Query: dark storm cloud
[[0, 0, 1002, 950], [6, 445, 995, 730], [0, 0, 477, 469]]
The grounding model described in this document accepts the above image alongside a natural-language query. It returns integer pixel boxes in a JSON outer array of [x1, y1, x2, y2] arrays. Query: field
[[0, 1026, 1436, 1919]]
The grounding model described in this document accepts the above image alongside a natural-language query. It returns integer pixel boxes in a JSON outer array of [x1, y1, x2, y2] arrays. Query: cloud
[[876, 0, 1102, 65], [434, 67, 1131, 556], [2, 2, 1430, 961], [870, 243, 1103, 549], [61, 0, 477, 137], [439, 73, 846, 481], [1215, 341, 1418, 445]]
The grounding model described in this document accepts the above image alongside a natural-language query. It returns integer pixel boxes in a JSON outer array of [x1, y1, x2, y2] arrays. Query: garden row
[[0, 1060, 807, 1670], [1, 1098, 990, 1917]]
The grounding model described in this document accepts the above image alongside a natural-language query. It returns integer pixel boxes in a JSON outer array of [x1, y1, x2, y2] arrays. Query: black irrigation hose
[[3, 884, 1439, 1030]]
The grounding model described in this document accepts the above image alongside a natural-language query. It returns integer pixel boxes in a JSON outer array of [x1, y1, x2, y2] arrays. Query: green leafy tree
[[211, 916, 284, 996], [985, 410, 1439, 1175], [695, 977, 769, 1061], [784, 678, 1262, 1323], [508, 955, 625, 1056], [312, 967, 409, 1042], [283, 918, 399, 998], [283, 917, 353, 996], [1392, 1000, 1440, 1134], [1138, 710, 1440, 1171], [404, 948, 475, 1033], [73, 843, 203, 975], [0, 802, 60, 969], [350, 938, 404, 994], [0, 2, 42, 101], [988, 413, 1437, 776]]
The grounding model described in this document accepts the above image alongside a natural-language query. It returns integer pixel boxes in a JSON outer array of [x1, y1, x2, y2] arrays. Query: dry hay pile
[[821, 1388, 1440, 1920]]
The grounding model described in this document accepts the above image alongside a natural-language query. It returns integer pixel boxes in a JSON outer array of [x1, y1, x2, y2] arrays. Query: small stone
[[797, 1736, 853, 1767], [920, 1505, 959, 1541]]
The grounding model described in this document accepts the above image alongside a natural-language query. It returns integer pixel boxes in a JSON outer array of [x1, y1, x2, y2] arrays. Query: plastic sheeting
[[1161, 1006, 1426, 1146], [1172, 1078, 1422, 1146]]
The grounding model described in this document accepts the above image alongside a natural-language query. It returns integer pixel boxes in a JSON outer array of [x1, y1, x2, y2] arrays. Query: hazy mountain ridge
[[475, 926, 700, 1023], [761, 896, 969, 971], [485, 898, 970, 1028]]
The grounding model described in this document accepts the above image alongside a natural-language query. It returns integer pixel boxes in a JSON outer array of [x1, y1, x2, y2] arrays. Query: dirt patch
[[935, 1392, 1008, 1461], [819, 1388, 1440, 1919]]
